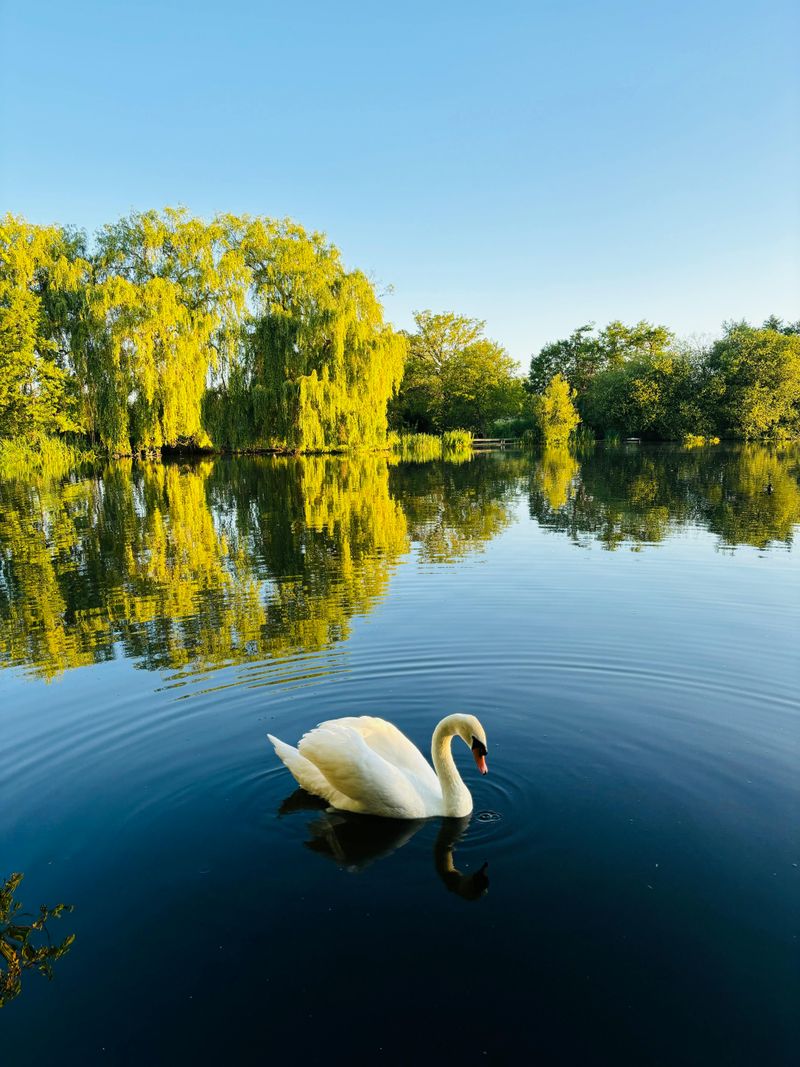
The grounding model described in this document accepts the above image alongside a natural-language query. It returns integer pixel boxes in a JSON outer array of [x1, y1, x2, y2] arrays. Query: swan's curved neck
[[432, 720, 472, 817]]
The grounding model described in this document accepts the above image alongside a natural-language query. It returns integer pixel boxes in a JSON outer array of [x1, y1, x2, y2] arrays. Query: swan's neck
[[432, 722, 472, 817]]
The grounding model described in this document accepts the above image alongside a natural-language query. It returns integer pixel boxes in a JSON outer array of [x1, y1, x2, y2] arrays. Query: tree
[[0, 216, 84, 437], [528, 324, 603, 395], [535, 373, 580, 443], [395, 311, 522, 432], [582, 350, 710, 439], [762, 315, 800, 336], [707, 323, 800, 438], [82, 208, 249, 453], [234, 217, 406, 451], [528, 320, 674, 398]]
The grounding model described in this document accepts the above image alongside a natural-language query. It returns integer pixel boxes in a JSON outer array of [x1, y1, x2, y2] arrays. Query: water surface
[[1, 444, 798, 1064]]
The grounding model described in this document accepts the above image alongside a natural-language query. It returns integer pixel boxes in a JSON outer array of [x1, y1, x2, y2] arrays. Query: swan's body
[[267, 713, 488, 819]]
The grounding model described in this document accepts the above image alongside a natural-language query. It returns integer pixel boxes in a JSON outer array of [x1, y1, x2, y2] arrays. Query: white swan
[[267, 713, 488, 819]]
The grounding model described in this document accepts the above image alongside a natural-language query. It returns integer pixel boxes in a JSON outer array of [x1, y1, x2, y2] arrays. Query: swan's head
[[449, 713, 488, 775]]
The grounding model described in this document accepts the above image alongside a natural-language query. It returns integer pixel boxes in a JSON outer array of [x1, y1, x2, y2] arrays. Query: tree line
[[395, 312, 800, 443], [0, 209, 405, 454], [2, 207, 798, 454]]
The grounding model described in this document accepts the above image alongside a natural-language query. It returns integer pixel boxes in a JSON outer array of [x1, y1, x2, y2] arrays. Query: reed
[[389, 430, 473, 462], [0, 435, 96, 481]]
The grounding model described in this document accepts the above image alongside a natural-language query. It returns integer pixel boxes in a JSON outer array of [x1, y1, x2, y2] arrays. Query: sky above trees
[[1, 0, 798, 362]]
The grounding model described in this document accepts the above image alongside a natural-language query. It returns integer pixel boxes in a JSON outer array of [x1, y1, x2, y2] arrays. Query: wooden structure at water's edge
[[472, 438, 522, 450]]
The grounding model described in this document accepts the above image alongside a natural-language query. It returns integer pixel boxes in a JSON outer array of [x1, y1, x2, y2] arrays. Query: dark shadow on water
[[278, 789, 490, 900]]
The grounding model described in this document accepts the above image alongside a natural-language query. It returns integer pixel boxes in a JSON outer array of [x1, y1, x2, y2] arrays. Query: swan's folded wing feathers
[[317, 716, 440, 794], [267, 734, 350, 808], [298, 723, 427, 819]]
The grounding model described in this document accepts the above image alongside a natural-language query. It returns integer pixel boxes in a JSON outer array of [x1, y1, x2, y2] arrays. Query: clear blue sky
[[1, 0, 798, 361]]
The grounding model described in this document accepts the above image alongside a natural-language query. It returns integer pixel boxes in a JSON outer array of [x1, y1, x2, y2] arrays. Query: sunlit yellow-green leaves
[[1, 210, 406, 455], [394, 310, 524, 434], [0, 216, 85, 437]]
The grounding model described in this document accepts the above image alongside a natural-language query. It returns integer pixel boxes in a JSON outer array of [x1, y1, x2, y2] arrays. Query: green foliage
[[1, 873, 75, 1008], [84, 208, 249, 453], [707, 323, 800, 439], [230, 217, 407, 452], [528, 320, 674, 395], [395, 311, 524, 433], [534, 317, 800, 441], [582, 349, 710, 440], [0, 216, 85, 438], [389, 431, 444, 461], [441, 429, 473, 455], [534, 374, 581, 444], [5, 207, 797, 452], [1, 210, 405, 456]]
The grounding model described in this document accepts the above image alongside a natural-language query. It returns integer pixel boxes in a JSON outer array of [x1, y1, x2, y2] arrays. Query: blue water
[[1, 446, 798, 1064]]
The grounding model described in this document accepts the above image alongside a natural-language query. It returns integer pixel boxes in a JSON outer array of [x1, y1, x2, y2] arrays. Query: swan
[[267, 713, 488, 819]]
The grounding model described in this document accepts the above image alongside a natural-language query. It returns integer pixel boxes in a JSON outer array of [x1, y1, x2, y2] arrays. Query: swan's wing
[[268, 734, 353, 810], [298, 722, 430, 818], [320, 716, 440, 793]]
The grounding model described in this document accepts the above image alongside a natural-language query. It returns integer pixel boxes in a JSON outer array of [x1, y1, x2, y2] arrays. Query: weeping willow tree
[[0, 215, 85, 438], [2, 210, 405, 455], [206, 217, 406, 452], [80, 209, 249, 454]]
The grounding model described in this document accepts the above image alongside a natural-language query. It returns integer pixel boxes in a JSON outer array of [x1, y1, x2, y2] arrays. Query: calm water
[[1, 445, 798, 1065]]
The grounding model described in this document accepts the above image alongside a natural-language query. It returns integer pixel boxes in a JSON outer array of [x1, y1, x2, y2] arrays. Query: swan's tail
[[267, 733, 336, 803]]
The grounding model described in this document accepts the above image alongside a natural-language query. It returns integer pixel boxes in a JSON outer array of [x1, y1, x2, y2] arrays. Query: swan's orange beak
[[473, 751, 488, 775]]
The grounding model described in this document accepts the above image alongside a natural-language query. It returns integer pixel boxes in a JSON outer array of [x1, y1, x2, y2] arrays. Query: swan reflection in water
[[279, 790, 490, 901]]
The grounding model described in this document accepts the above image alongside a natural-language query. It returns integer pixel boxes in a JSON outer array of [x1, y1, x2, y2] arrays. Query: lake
[[1, 444, 798, 1065]]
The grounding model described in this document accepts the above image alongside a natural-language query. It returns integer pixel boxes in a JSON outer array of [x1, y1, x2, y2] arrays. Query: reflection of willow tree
[[529, 444, 800, 550], [207, 455, 410, 656], [0, 456, 409, 679], [0, 462, 265, 677], [389, 454, 525, 562]]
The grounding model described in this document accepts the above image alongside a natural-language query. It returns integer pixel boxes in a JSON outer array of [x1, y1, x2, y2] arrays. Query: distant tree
[[528, 324, 603, 395], [598, 320, 674, 363], [582, 351, 711, 439], [762, 315, 800, 336], [707, 323, 800, 438], [534, 373, 581, 443], [528, 320, 674, 398], [395, 311, 522, 433]]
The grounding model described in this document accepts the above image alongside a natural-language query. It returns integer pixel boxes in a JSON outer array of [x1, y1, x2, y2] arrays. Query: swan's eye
[[471, 736, 487, 757]]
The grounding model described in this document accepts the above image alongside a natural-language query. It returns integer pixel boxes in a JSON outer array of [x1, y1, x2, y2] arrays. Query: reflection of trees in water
[[528, 444, 800, 550], [697, 446, 800, 548], [0, 873, 75, 1008], [2, 446, 796, 677], [207, 455, 410, 659], [390, 454, 525, 562], [0, 456, 409, 679], [535, 447, 580, 510], [1, 453, 520, 679]]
